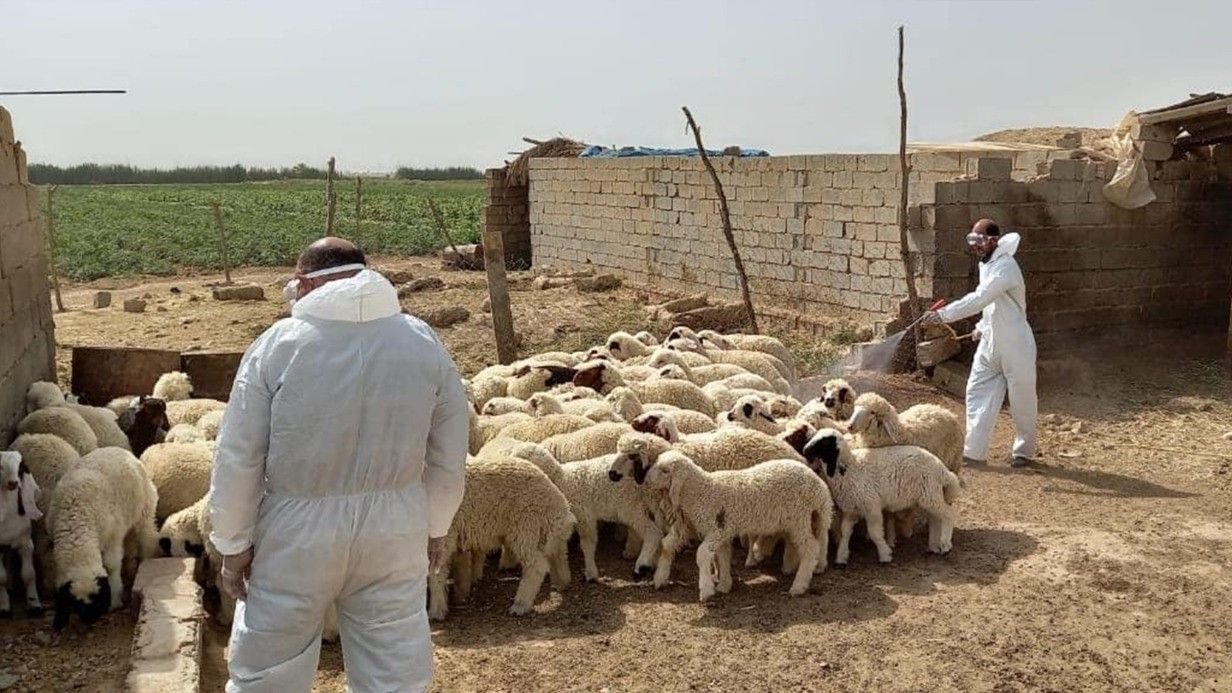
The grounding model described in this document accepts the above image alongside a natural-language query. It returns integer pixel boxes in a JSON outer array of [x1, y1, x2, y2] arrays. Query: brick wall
[[483, 168, 531, 269], [0, 106, 56, 445], [529, 147, 1232, 349]]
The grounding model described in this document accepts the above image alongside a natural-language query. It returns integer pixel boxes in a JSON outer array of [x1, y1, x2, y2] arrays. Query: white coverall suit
[[209, 269, 469, 693], [936, 232, 1038, 462]]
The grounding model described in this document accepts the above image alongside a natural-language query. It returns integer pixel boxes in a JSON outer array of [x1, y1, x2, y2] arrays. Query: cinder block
[[976, 157, 1012, 182], [1049, 158, 1084, 181], [1139, 140, 1173, 161]]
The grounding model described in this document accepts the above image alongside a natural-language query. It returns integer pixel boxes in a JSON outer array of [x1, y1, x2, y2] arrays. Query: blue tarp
[[579, 145, 770, 158]]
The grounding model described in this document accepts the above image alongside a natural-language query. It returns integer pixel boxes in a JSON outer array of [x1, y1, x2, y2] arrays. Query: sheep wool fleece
[[937, 233, 1037, 461], [209, 269, 469, 693]]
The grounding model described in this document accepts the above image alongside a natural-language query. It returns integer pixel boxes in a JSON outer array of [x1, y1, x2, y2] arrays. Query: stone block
[[1049, 158, 1084, 181], [211, 284, 265, 301], [93, 291, 112, 308], [126, 558, 203, 693], [575, 273, 622, 292], [1139, 140, 1173, 161], [123, 298, 147, 313], [976, 157, 1012, 181]]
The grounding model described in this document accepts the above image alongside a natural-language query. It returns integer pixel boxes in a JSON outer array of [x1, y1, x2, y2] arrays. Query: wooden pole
[[482, 226, 518, 364], [897, 26, 920, 316], [681, 106, 759, 334], [210, 202, 233, 284], [426, 198, 466, 266], [355, 176, 363, 237], [325, 156, 337, 236], [44, 185, 65, 312]]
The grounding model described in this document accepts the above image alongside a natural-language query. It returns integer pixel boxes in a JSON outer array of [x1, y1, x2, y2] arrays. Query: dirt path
[[34, 263, 1232, 691]]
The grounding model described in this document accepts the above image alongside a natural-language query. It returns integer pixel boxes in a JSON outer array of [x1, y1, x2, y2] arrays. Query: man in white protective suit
[[209, 237, 469, 692], [920, 218, 1037, 468]]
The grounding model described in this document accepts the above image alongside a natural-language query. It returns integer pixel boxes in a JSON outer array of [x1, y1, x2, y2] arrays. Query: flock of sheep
[[0, 325, 965, 633]]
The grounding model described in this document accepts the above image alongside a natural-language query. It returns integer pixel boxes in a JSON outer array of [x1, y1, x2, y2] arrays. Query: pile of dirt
[[976, 126, 1112, 149]]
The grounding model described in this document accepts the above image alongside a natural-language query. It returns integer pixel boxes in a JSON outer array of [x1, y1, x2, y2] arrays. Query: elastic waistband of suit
[[263, 483, 422, 502]]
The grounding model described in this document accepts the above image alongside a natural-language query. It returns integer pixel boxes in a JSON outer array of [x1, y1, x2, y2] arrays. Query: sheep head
[[605, 387, 642, 422], [606, 332, 647, 361], [526, 392, 562, 417], [821, 379, 856, 420], [697, 330, 733, 350], [647, 347, 681, 370], [642, 449, 690, 492], [801, 428, 850, 479], [0, 450, 40, 521], [573, 361, 620, 394], [53, 572, 111, 631], [779, 420, 817, 456], [26, 381, 65, 415], [656, 364, 689, 381], [848, 392, 903, 442], [730, 395, 774, 426], [666, 326, 700, 344], [631, 412, 681, 443], [609, 432, 671, 485], [634, 331, 659, 347]]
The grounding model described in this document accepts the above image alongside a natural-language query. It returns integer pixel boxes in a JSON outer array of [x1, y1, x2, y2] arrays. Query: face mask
[[283, 263, 368, 306]]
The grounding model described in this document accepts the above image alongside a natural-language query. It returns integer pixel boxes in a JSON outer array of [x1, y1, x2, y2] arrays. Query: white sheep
[[25, 381, 65, 414], [634, 331, 659, 347], [718, 395, 784, 436], [541, 421, 632, 463], [6, 434, 80, 515], [606, 388, 716, 435], [817, 379, 857, 422], [481, 397, 533, 416], [165, 399, 227, 428], [17, 408, 98, 456], [164, 423, 207, 444], [196, 409, 224, 440], [140, 442, 213, 521], [526, 392, 622, 424], [158, 495, 206, 558], [573, 361, 716, 418], [642, 451, 830, 599], [468, 410, 533, 455], [470, 371, 511, 410], [152, 371, 194, 401], [604, 331, 652, 361], [0, 451, 44, 616], [506, 364, 578, 401], [560, 453, 664, 581], [616, 415, 804, 472], [696, 330, 798, 381], [428, 458, 574, 620], [487, 414, 597, 448], [24, 382, 131, 451], [801, 429, 960, 565], [665, 332, 793, 385], [47, 447, 158, 630], [847, 392, 964, 476], [647, 349, 781, 392]]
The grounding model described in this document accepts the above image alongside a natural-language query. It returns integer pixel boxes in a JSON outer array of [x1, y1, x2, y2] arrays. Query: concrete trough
[[126, 558, 204, 693]]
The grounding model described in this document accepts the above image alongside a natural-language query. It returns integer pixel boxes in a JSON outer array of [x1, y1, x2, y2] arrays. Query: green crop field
[[47, 179, 485, 281]]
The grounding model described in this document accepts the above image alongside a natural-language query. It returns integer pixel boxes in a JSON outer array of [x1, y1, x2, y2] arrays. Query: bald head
[[297, 237, 366, 274], [971, 219, 1000, 237], [968, 219, 1000, 260]]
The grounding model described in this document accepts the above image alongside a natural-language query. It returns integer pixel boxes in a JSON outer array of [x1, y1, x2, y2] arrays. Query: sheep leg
[[33, 526, 54, 598], [428, 565, 450, 622], [864, 507, 893, 564], [471, 550, 487, 582], [548, 546, 571, 590], [577, 518, 601, 582], [926, 506, 955, 555], [787, 529, 820, 597], [896, 508, 918, 540], [835, 514, 858, 566], [716, 542, 733, 594], [103, 543, 125, 609], [782, 538, 800, 575], [695, 538, 719, 602], [622, 530, 642, 561], [654, 527, 684, 589], [509, 552, 549, 616], [815, 515, 830, 575], [18, 537, 42, 615], [0, 553, 9, 616], [451, 553, 474, 604], [629, 515, 662, 579], [498, 542, 518, 570], [883, 511, 898, 549]]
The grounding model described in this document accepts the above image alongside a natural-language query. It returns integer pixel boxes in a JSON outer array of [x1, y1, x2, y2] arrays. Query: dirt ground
[[22, 260, 1232, 691], [0, 610, 134, 691]]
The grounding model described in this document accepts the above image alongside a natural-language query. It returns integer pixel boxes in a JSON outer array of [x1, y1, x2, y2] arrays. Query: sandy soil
[[25, 261, 1232, 691], [0, 610, 135, 692]]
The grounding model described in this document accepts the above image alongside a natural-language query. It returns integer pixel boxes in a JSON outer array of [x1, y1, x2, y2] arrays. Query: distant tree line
[[29, 163, 485, 185], [393, 166, 484, 181]]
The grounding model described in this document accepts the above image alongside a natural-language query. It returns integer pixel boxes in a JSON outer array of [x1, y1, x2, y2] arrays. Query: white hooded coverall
[[936, 232, 1038, 461], [209, 269, 469, 693]]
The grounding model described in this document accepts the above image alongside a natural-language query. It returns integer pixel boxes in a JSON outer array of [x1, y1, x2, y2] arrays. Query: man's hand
[[428, 536, 448, 574], [220, 548, 254, 601], [918, 311, 943, 327]]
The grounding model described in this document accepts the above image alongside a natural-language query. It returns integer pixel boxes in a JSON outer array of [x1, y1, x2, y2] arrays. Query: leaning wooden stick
[[896, 25, 920, 315], [210, 201, 233, 284], [325, 156, 337, 236], [681, 106, 759, 334], [355, 176, 363, 236], [426, 198, 467, 268], [44, 185, 65, 312]]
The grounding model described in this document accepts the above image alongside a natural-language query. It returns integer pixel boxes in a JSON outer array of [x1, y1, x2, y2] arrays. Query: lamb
[[817, 379, 857, 421], [573, 360, 716, 418], [696, 330, 798, 381], [470, 371, 511, 410], [24, 382, 131, 451], [165, 398, 227, 427], [196, 410, 224, 440], [467, 409, 533, 455], [718, 395, 784, 436], [801, 428, 960, 565], [642, 450, 830, 599], [526, 392, 622, 424], [666, 331, 793, 384], [481, 397, 533, 416], [5, 434, 81, 597], [530, 351, 582, 367], [604, 331, 651, 361], [486, 414, 596, 448], [47, 447, 158, 630], [158, 495, 206, 558], [0, 451, 44, 616], [560, 453, 664, 581], [164, 423, 207, 444], [541, 421, 632, 463], [847, 393, 964, 476], [647, 349, 782, 392], [607, 388, 716, 435], [152, 371, 194, 401], [506, 364, 578, 401], [124, 396, 170, 457], [428, 458, 574, 620], [106, 396, 137, 419], [634, 331, 659, 347], [17, 407, 98, 456], [610, 418, 803, 480], [140, 442, 213, 522], [193, 491, 235, 626]]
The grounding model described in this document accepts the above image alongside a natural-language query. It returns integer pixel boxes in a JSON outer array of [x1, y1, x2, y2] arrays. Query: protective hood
[[991, 232, 1021, 261], [290, 269, 401, 323]]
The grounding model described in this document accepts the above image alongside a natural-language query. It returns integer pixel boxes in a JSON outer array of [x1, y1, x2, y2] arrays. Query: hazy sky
[[6, 1, 1229, 172]]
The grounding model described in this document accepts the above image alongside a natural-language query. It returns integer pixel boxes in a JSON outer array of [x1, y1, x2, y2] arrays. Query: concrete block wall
[[529, 149, 1054, 334], [923, 156, 1232, 350], [482, 169, 532, 269], [0, 106, 56, 445]]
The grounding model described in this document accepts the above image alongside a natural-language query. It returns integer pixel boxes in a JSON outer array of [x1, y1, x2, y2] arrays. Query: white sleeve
[[208, 334, 275, 556], [423, 341, 469, 538], [937, 265, 1014, 324]]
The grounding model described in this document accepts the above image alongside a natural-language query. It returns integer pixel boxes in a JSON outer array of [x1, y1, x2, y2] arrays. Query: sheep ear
[[878, 409, 905, 443], [840, 387, 852, 404], [741, 402, 753, 419], [52, 585, 74, 631], [654, 420, 672, 442]]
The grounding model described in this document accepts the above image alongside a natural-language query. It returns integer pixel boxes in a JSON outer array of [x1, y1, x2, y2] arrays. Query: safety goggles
[[965, 232, 986, 247], [282, 263, 368, 302]]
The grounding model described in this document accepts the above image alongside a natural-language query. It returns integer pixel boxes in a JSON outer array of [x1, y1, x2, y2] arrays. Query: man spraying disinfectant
[[920, 219, 1037, 468]]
